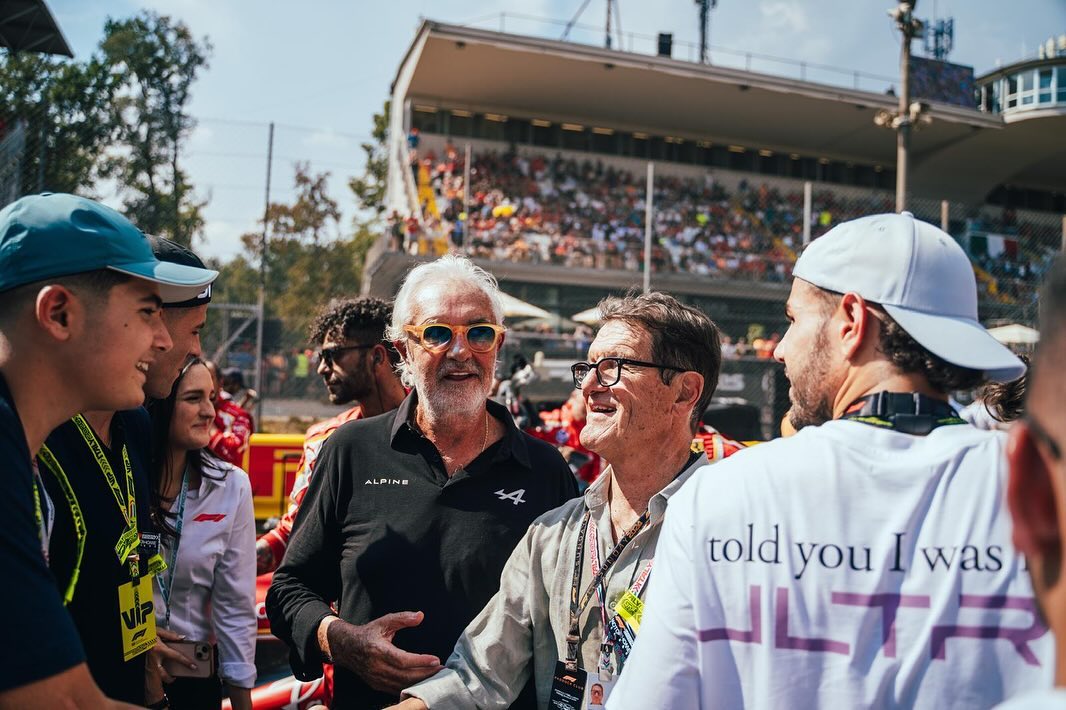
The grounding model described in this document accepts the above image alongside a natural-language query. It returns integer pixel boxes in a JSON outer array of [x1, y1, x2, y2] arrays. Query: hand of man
[[145, 628, 197, 699], [256, 538, 276, 574], [323, 612, 444, 695]]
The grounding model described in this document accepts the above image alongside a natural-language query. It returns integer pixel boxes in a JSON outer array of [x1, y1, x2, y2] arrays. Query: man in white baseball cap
[[610, 213, 1049, 710]]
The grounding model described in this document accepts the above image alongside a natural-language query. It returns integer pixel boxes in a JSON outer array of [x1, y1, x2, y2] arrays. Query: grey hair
[[387, 254, 505, 388]]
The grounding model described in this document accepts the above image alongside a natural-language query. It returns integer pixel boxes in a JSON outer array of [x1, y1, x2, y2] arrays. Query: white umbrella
[[987, 323, 1039, 345], [499, 292, 551, 319], [511, 315, 579, 331], [571, 306, 602, 325]]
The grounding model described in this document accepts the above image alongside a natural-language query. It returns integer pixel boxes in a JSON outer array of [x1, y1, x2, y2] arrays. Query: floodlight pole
[[605, 0, 613, 49], [699, 0, 707, 63], [892, 1, 921, 213], [255, 121, 274, 429]]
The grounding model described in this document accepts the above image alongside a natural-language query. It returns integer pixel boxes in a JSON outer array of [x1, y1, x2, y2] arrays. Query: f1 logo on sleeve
[[495, 488, 527, 506]]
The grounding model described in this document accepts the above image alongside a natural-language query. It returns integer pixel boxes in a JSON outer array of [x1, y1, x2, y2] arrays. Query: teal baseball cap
[[0, 192, 218, 301]]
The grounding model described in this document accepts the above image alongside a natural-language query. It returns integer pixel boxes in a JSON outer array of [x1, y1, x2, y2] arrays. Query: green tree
[[348, 99, 389, 215], [101, 11, 211, 246], [240, 163, 370, 347], [209, 255, 260, 306], [0, 50, 117, 197]]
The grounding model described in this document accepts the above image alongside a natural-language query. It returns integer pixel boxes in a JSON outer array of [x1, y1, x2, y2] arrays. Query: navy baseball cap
[[0, 193, 217, 301]]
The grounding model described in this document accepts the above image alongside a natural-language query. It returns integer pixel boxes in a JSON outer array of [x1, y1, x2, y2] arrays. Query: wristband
[[320, 614, 340, 663], [147, 693, 170, 709]]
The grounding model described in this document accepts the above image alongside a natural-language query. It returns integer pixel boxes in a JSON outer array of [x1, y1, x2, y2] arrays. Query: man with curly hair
[[257, 297, 406, 574]]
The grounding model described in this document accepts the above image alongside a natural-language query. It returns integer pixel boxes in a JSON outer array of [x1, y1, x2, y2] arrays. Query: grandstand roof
[[0, 0, 72, 57], [396, 21, 1066, 203]]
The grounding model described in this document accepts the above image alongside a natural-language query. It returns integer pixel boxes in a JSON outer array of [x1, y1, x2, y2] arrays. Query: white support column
[[643, 162, 654, 294], [802, 181, 812, 246]]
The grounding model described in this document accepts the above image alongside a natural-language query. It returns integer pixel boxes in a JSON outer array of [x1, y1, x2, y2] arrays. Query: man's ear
[[675, 371, 704, 413], [1007, 423, 1062, 560], [35, 285, 78, 342], [393, 338, 409, 363], [837, 292, 873, 361]]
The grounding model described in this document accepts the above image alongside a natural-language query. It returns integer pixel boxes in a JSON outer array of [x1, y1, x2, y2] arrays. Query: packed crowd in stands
[[390, 140, 1054, 300]]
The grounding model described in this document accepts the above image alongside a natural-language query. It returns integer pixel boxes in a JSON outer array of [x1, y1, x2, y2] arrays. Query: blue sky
[[49, 0, 1066, 262]]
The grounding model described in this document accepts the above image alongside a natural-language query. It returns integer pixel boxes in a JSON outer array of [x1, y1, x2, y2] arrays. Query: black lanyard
[[565, 509, 650, 670], [839, 391, 965, 435]]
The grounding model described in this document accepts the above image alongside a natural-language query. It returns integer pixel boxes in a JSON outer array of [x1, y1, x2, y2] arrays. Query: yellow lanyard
[[31, 464, 47, 557], [70, 415, 139, 569], [36, 444, 87, 606]]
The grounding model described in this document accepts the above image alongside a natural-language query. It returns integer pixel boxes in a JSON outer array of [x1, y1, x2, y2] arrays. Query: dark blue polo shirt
[[41, 408, 155, 705], [0, 373, 85, 692]]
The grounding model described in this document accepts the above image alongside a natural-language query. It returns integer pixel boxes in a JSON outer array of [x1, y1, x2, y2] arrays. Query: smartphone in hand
[[162, 640, 215, 679]]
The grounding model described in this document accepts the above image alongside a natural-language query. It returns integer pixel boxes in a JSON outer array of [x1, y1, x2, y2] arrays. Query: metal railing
[[453, 11, 897, 93]]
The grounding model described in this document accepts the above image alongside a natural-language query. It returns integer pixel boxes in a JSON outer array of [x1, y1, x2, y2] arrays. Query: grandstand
[[363, 19, 1066, 434]]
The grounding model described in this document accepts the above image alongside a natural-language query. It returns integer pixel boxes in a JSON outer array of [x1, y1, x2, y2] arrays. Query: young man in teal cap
[[0, 192, 215, 708], [41, 232, 220, 707]]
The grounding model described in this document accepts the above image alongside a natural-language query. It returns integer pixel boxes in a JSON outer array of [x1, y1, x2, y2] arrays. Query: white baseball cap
[[793, 212, 1025, 382]]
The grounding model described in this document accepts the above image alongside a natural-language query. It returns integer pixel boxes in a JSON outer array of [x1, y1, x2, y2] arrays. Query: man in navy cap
[[143, 234, 216, 400], [0, 193, 214, 707]]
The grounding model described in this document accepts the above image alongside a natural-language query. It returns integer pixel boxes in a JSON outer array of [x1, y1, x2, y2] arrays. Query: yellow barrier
[[242, 433, 305, 522]]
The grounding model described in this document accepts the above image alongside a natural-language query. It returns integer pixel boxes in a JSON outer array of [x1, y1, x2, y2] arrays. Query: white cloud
[[303, 130, 352, 150], [759, 0, 810, 34]]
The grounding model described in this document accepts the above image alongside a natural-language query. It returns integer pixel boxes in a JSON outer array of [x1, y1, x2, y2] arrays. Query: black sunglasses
[[318, 344, 377, 367], [571, 357, 685, 389]]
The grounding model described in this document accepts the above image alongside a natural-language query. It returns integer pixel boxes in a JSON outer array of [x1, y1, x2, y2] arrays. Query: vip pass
[[68, 415, 159, 658], [549, 509, 651, 710]]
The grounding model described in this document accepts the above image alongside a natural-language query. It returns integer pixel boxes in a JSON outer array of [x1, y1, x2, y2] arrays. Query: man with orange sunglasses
[[267, 255, 578, 709]]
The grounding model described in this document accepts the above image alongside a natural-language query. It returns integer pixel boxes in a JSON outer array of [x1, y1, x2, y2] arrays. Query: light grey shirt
[[405, 453, 706, 709]]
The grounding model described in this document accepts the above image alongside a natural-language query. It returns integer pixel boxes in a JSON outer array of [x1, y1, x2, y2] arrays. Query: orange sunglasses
[[403, 323, 505, 353]]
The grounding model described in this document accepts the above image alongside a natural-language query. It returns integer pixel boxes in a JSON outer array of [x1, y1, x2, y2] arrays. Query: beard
[[324, 371, 371, 405], [413, 358, 495, 421], [786, 326, 835, 431], [322, 356, 374, 406]]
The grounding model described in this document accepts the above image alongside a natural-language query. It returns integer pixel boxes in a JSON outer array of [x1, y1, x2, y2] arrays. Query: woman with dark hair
[[148, 358, 256, 710]]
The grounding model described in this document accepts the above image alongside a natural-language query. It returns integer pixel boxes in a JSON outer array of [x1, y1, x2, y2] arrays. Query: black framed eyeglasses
[[318, 344, 376, 367], [570, 357, 685, 389]]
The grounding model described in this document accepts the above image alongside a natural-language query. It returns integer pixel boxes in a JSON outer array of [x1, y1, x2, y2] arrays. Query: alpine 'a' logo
[[365, 478, 409, 485], [495, 488, 527, 505]]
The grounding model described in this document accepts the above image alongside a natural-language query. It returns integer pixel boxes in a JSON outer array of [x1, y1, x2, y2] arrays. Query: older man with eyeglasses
[[266, 255, 577, 710], [388, 290, 730, 710]]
